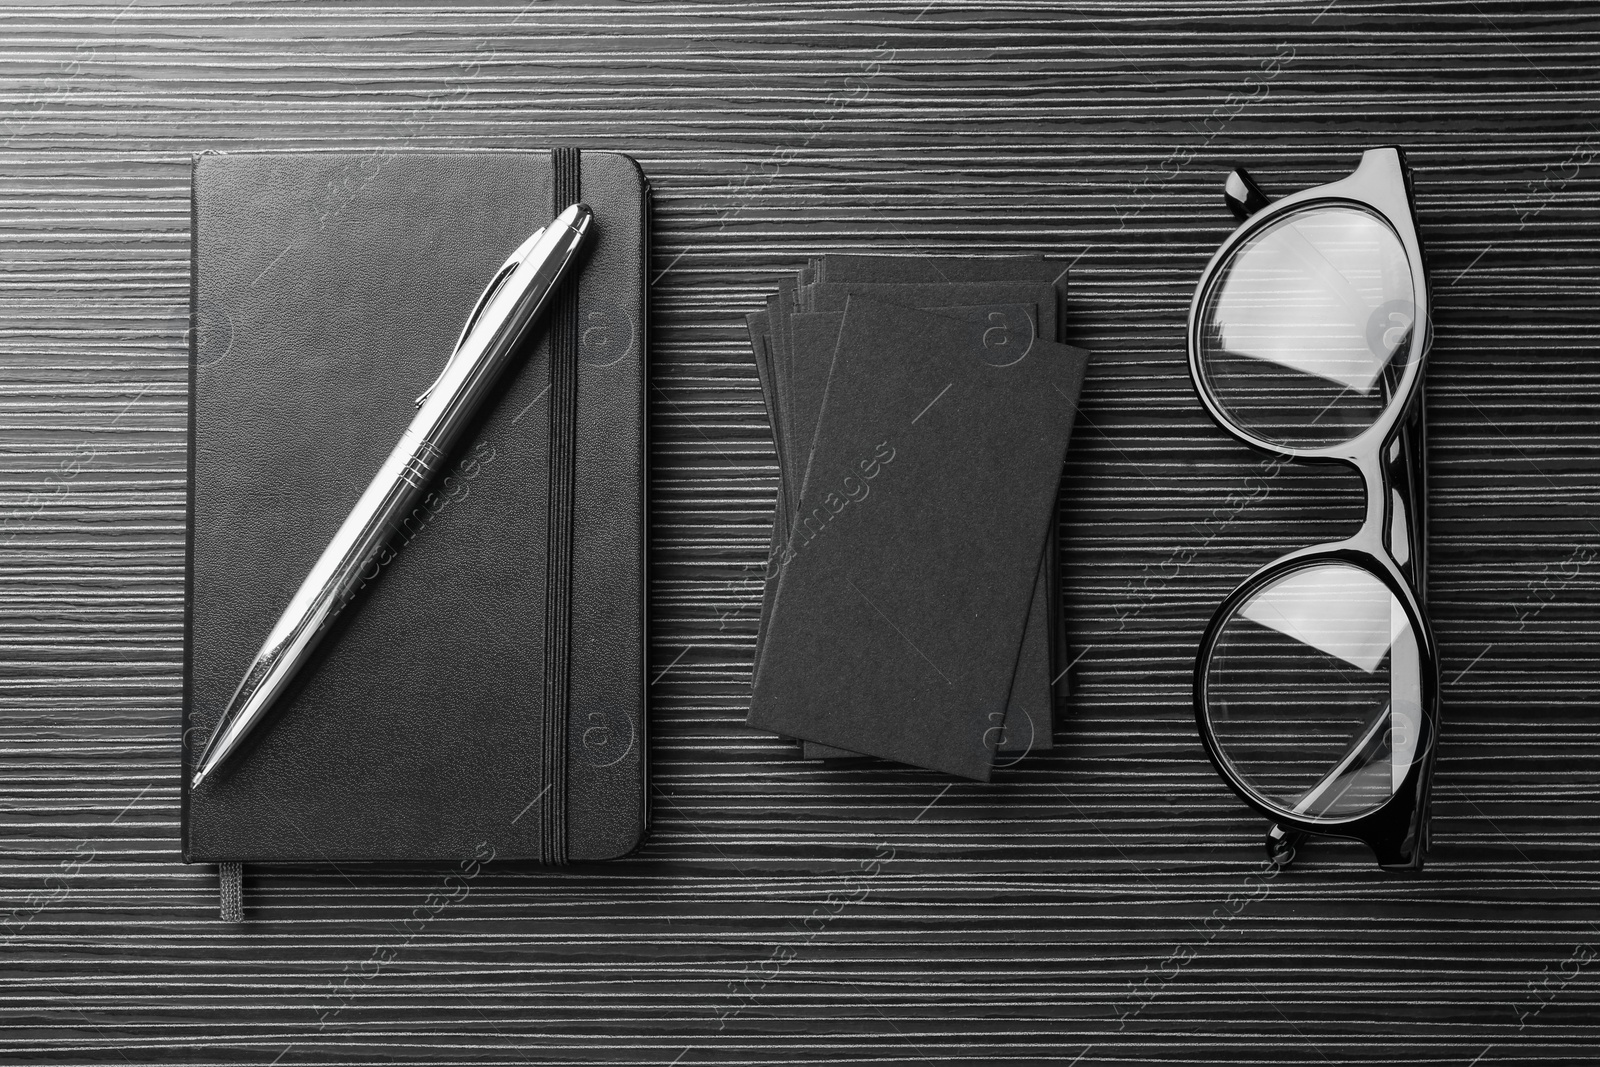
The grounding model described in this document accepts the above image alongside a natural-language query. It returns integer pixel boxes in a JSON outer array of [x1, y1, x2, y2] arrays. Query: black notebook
[[182, 148, 648, 869]]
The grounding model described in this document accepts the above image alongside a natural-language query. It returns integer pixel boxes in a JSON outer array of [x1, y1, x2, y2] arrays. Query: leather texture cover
[[182, 148, 648, 865]]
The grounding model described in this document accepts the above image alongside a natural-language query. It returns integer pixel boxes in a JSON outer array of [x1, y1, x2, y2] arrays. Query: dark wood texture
[[3, 2, 1599, 1063]]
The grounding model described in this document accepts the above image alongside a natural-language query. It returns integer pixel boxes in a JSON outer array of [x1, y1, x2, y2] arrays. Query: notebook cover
[[182, 148, 648, 864], [749, 296, 1089, 780]]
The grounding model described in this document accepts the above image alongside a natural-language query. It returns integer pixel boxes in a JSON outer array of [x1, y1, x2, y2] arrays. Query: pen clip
[[415, 225, 547, 409]]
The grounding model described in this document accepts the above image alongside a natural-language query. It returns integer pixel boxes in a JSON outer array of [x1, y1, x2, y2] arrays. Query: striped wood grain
[[1, 2, 1600, 1064]]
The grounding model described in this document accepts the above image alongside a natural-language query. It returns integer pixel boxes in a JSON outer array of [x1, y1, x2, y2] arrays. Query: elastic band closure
[[541, 147, 581, 865]]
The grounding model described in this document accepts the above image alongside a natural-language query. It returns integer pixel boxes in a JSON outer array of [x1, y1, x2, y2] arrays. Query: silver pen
[[191, 203, 593, 788]]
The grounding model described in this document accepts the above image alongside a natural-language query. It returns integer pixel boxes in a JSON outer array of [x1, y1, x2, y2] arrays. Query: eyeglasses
[[1187, 147, 1440, 871]]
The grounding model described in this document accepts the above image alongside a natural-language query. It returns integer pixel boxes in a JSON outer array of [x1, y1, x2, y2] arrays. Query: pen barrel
[[195, 206, 591, 784], [396, 438, 448, 491], [269, 388, 498, 651], [241, 214, 584, 683], [194, 419, 453, 782]]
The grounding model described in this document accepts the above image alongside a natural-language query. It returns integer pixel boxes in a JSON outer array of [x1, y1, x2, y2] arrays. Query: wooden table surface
[[4, 2, 1600, 1063]]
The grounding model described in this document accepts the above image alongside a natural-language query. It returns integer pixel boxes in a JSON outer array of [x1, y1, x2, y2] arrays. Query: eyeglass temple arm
[[1266, 700, 1393, 866], [1268, 618, 1432, 867], [1295, 702, 1394, 816]]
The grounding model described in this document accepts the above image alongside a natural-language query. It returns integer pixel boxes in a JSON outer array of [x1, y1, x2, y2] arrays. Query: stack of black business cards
[[745, 255, 1090, 781]]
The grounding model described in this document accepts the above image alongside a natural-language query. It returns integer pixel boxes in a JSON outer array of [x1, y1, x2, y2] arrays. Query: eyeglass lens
[[1203, 562, 1424, 819], [1197, 205, 1416, 450]]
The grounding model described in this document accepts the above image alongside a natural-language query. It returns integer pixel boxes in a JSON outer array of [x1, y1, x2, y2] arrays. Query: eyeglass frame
[[1186, 146, 1441, 871]]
